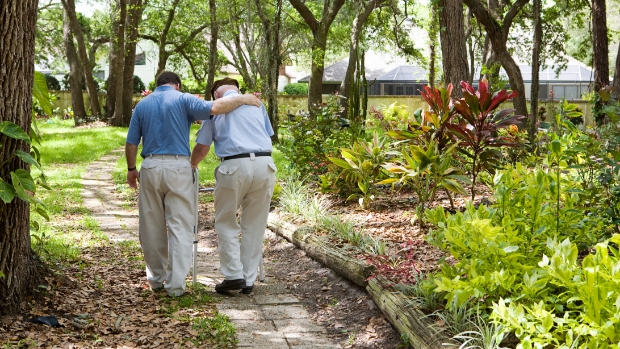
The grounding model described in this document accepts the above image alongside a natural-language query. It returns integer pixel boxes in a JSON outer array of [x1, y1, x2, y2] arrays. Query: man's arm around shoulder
[[210, 94, 261, 115]]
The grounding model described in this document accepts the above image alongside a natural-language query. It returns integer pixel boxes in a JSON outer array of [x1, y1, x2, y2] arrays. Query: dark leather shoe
[[240, 285, 253, 294], [215, 279, 245, 293]]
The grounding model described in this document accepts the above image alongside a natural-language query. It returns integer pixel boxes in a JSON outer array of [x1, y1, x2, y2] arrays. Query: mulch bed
[[0, 243, 230, 348]]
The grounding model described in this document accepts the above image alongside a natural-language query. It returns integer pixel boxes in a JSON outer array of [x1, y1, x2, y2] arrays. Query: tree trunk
[[61, 0, 101, 117], [106, 1, 120, 118], [463, 0, 528, 118], [62, 6, 88, 124], [439, 0, 469, 98], [308, 35, 328, 111], [592, 0, 609, 91], [613, 42, 620, 101], [289, 0, 346, 116], [121, 0, 144, 126], [206, 0, 218, 100], [529, 0, 542, 146], [340, 1, 380, 104], [428, 2, 439, 88], [255, 0, 282, 143], [592, 0, 609, 124], [111, 0, 127, 126], [0, 0, 40, 316]]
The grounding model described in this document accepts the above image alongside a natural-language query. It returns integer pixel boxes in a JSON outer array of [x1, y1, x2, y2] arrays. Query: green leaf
[[377, 178, 399, 185], [11, 169, 36, 202], [35, 205, 50, 221], [503, 246, 519, 253], [33, 71, 52, 116], [15, 150, 41, 171], [0, 121, 31, 143], [328, 157, 353, 170], [0, 179, 16, 203], [551, 140, 562, 155]]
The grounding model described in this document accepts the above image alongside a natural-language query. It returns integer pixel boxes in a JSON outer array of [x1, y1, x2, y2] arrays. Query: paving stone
[[236, 331, 289, 348], [231, 319, 277, 332], [216, 304, 265, 320], [253, 283, 290, 295], [284, 333, 342, 348], [254, 294, 300, 305], [262, 305, 309, 320], [273, 319, 326, 333]]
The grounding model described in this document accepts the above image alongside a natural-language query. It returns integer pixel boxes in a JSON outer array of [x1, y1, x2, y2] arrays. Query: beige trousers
[[138, 155, 196, 297], [214, 155, 276, 287]]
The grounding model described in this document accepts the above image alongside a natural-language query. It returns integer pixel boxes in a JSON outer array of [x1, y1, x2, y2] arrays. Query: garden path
[[82, 148, 342, 348]]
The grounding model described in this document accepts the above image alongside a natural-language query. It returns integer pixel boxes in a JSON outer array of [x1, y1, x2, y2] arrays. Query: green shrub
[[276, 96, 352, 179], [133, 75, 146, 94], [180, 79, 206, 95], [44, 74, 61, 91], [282, 83, 308, 95]]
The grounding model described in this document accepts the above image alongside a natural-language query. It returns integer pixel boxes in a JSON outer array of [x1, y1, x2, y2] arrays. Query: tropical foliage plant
[[328, 132, 391, 209], [448, 79, 525, 200]]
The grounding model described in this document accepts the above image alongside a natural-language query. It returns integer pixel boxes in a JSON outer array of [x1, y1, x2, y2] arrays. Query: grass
[[30, 118, 128, 262]]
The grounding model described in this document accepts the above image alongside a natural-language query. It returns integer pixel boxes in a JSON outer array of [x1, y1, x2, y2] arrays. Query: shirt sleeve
[[261, 103, 274, 137], [195, 119, 215, 146], [126, 106, 142, 145], [183, 93, 213, 121]]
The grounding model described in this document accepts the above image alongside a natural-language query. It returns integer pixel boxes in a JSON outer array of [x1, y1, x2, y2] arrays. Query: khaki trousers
[[138, 155, 196, 297], [214, 156, 276, 287]]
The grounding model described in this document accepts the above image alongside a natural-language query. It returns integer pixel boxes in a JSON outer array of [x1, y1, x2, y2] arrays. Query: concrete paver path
[[82, 148, 342, 348]]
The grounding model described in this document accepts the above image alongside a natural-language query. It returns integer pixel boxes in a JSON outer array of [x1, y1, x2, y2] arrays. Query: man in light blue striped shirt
[[191, 77, 276, 295]]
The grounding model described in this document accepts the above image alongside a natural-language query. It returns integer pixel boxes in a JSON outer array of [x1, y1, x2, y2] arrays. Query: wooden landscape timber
[[266, 212, 450, 349], [267, 213, 375, 287]]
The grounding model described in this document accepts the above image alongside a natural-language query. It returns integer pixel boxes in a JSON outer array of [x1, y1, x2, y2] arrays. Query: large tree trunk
[[592, 0, 609, 124], [62, 6, 88, 125], [592, 0, 609, 91], [121, 0, 144, 126], [0, 0, 40, 316], [463, 0, 528, 118], [61, 0, 101, 117], [613, 42, 620, 101], [106, 0, 124, 120], [340, 1, 380, 104], [529, 0, 542, 146], [206, 0, 218, 100], [439, 0, 469, 98], [111, 0, 127, 126]]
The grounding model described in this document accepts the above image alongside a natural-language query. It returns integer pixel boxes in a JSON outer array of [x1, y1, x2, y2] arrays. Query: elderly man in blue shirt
[[190, 77, 276, 295], [126, 72, 261, 297]]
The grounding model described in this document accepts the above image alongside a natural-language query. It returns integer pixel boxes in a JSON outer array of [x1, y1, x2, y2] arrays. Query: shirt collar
[[223, 90, 239, 97], [155, 85, 175, 92]]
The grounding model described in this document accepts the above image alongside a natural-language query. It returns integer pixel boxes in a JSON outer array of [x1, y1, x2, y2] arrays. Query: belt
[[147, 154, 189, 159], [220, 152, 271, 161]]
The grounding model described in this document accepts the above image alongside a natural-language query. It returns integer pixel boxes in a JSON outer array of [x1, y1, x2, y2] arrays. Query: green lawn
[[31, 118, 128, 261]]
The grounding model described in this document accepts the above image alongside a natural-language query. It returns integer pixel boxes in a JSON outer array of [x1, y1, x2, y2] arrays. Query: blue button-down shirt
[[195, 90, 273, 158], [126, 85, 213, 158]]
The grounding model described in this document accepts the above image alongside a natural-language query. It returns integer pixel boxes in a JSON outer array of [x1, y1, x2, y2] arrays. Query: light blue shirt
[[195, 90, 273, 158], [126, 85, 213, 158]]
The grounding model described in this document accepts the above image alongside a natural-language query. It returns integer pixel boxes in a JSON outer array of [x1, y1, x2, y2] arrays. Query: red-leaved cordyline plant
[[418, 83, 459, 151], [448, 78, 525, 200]]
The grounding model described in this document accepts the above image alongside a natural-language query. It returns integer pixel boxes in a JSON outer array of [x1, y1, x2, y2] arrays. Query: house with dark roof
[[299, 57, 598, 100]]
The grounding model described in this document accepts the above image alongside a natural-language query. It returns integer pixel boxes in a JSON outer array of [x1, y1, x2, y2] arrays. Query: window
[[386, 85, 393, 95], [406, 86, 414, 95], [395, 86, 403, 95], [135, 53, 146, 65], [565, 86, 578, 100]]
